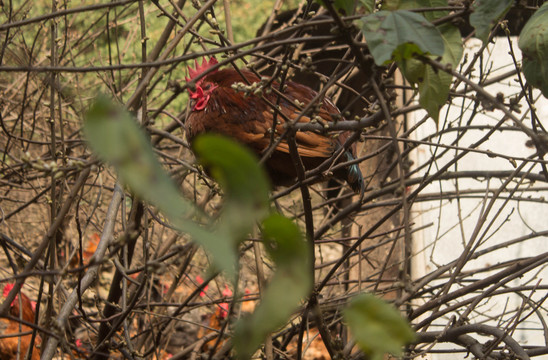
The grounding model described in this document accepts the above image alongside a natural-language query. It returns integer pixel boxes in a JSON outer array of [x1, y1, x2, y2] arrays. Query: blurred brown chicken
[[185, 57, 364, 193], [68, 232, 100, 268], [0, 283, 40, 360]]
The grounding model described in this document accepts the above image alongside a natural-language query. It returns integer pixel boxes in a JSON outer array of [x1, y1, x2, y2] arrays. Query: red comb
[[185, 57, 218, 83], [222, 284, 232, 297], [3, 283, 14, 297]]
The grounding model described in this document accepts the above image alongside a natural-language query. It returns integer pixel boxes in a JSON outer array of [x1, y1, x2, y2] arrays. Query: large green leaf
[[84, 97, 193, 217], [424, 24, 462, 116], [344, 294, 416, 360], [359, 10, 444, 66], [193, 135, 270, 247], [233, 214, 311, 359], [518, 3, 548, 98], [387, 0, 462, 122], [84, 97, 270, 278], [470, 0, 512, 43]]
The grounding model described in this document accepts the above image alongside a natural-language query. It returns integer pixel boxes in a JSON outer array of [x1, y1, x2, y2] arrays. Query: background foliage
[[1, 0, 548, 359]]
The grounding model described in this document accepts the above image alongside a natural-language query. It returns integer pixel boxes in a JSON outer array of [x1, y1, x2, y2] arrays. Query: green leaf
[[398, 57, 425, 84], [359, 10, 444, 66], [470, 0, 512, 43], [193, 135, 269, 208], [381, 0, 450, 19], [518, 3, 548, 98], [381, 0, 447, 14], [358, 4, 460, 121], [316, 0, 355, 15], [193, 134, 270, 247], [84, 97, 272, 278], [233, 214, 311, 359], [416, 63, 451, 121], [380, 0, 403, 11], [359, 0, 375, 14], [415, 0, 450, 21], [84, 97, 186, 211], [344, 294, 416, 360], [261, 213, 309, 266], [437, 23, 464, 69], [398, 21, 462, 122]]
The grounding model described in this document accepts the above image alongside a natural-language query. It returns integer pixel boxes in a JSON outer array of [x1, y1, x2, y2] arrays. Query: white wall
[[410, 37, 548, 358]]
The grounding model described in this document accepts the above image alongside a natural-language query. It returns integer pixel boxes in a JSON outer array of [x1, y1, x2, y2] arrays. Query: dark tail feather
[[345, 151, 364, 194], [326, 150, 364, 201]]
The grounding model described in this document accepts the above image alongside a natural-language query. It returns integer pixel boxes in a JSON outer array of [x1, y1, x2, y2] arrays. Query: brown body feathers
[[185, 58, 363, 192]]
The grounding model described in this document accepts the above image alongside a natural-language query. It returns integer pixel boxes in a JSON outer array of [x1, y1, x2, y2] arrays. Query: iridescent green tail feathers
[[345, 151, 364, 194]]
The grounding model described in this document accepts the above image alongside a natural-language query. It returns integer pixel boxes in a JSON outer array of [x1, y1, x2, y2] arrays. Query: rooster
[[185, 57, 364, 193], [0, 283, 40, 360]]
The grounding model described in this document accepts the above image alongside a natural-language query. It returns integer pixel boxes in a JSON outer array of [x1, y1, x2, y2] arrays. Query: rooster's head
[[186, 57, 219, 111], [3, 283, 16, 302], [3, 283, 24, 314]]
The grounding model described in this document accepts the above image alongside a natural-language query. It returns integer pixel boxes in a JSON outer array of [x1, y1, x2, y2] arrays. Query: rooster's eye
[[203, 84, 211, 90]]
